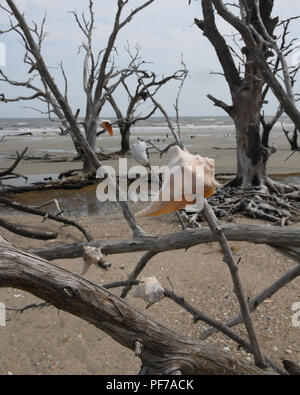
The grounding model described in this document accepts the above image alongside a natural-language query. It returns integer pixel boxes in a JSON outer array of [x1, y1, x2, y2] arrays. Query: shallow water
[[0, 116, 299, 217], [0, 184, 122, 217], [1, 174, 299, 218]]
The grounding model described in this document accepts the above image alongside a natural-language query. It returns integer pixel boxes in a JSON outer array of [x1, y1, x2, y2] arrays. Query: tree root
[[199, 184, 300, 224]]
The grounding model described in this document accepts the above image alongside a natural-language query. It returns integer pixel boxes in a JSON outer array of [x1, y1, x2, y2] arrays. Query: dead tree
[[0, 197, 93, 242], [193, 0, 300, 193], [0, 0, 156, 172], [0, 0, 298, 374], [0, 0, 150, 244], [106, 50, 185, 154], [209, 0, 300, 143], [260, 16, 300, 150], [194, 0, 286, 191]]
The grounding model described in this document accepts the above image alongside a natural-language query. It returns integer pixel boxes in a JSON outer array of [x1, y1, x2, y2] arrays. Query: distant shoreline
[[0, 117, 299, 188]]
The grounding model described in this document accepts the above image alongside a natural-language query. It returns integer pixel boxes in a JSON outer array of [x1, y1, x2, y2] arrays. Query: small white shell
[[81, 246, 108, 275], [131, 276, 164, 303], [131, 140, 150, 167]]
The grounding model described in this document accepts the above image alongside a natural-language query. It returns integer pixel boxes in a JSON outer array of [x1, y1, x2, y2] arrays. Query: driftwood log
[[282, 360, 300, 375], [0, 236, 272, 375], [30, 223, 300, 261], [202, 202, 265, 367], [0, 147, 28, 179], [0, 216, 57, 240], [0, 198, 92, 242]]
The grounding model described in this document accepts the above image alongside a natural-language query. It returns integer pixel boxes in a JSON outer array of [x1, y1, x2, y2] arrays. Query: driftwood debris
[[282, 360, 300, 375], [205, 186, 300, 223], [202, 201, 265, 367], [0, 198, 92, 242], [201, 260, 300, 339], [0, 216, 57, 240], [0, 236, 273, 375], [0, 147, 28, 181], [30, 223, 300, 261]]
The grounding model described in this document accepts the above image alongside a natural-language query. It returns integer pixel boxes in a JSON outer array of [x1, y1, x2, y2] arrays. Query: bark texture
[[30, 223, 300, 261], [0, 236, 271, 375], [196, 0, 278, 188]]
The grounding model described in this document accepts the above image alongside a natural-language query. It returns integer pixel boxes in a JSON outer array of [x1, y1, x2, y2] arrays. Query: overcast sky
[[0, 0, 300, 118]]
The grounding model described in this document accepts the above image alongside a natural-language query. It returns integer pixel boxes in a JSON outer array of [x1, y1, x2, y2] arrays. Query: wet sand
[[1, 125, 299, 183]]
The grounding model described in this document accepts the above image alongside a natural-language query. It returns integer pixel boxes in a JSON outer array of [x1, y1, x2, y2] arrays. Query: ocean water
[[0, 115, 295, 139], [0, 116, 298, 187], [0, 116, 298, 216]]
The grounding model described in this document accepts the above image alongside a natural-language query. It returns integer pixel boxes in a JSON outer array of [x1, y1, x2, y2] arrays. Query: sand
[[0, 210, 299, 375], [1, 125, 300, 182], [0, 125, 299, 375]]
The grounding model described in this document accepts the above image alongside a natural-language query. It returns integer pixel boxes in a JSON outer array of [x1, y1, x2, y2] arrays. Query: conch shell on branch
[[131, 140, 150, 167], [100, 120, 114, 136], [81, 246, 111, 275], [136, 146, 220, 218], [131, 276, 165, 304]]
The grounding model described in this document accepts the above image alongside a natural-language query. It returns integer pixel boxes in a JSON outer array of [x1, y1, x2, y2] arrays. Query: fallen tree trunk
[[0, 198, 92, 242], [0, 236, 271, 375], [0, 181, 94, 195], [30, 224, 300, 261], [0, 216, 58, 240]]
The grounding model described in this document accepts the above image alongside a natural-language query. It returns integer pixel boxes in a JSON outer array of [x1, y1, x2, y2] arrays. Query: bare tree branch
[[0, 236, 271, 375], [29, 223, 300, 261]]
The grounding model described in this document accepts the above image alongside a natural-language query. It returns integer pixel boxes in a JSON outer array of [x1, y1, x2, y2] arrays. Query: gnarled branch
[[0, 236, 270, 375]]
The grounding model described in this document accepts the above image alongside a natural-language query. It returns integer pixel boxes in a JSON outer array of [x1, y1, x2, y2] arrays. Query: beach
[[0, 116, 299, 375], [0, 212, 299, 375], [1, 117, 299, 188]]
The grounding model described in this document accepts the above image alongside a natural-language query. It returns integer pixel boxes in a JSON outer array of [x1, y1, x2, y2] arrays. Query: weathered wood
[[282, 360, 300, 375], [163, 287, 285, 375], [30, 223, 300, 261], [211, 0, 300, 132], [4, 0, 146, 239], [205, 185, 300, 223], [202, 201, 265, 368], [201, 263, 300, 339], [0, 147, 28, 179], [0, 216, 57, 240], [0, 236, 271, 375], [120, 251, 157, 298], [0, 198, 93, 242]]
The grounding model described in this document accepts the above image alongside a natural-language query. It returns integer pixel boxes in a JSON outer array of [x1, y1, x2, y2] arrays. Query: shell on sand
[[136, 146, 220, 218], [100, 120, 114, 136], [131, 276, 164, 303]]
